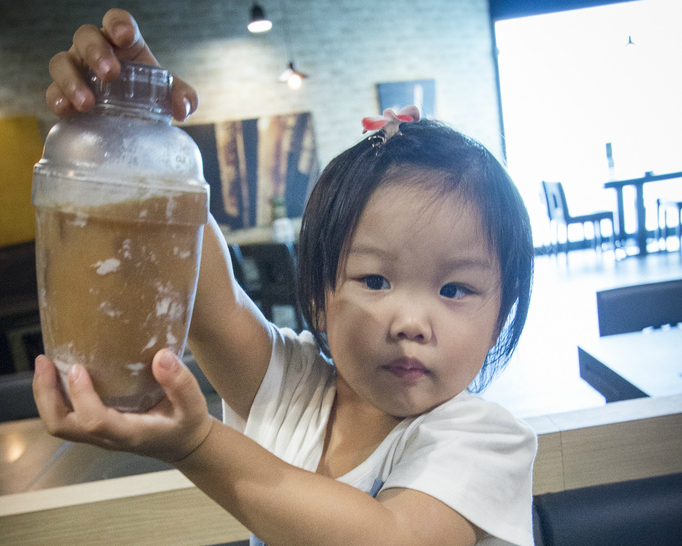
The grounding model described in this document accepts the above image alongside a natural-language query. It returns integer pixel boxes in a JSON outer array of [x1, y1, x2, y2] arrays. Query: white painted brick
[[0, 0, 504, 164]]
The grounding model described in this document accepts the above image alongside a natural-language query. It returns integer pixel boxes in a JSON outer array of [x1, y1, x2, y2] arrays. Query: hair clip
[[362, 105, 420, 139]]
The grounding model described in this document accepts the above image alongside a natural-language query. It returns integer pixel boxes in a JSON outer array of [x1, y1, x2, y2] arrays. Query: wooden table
[[604, 171, 682, 255], [578, 328, 682, 403]]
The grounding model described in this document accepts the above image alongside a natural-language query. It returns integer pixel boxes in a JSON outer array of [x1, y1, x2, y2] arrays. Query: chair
[[533, 473, 682, 546], [596, 279, 682, 337], [541, 181, 614, 254], [0, 240, 41, 374], [656, 198, 682, 251], [0, 371, 39, 422], [237, 242, 305, 331], [227, 244, 248, 288]]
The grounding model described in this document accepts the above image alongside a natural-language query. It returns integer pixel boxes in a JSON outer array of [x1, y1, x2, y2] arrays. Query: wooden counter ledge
[[1, 394, 681, 546]]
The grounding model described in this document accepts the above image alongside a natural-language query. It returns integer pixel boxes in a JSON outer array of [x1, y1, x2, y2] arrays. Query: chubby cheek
[[439, 328, 493, 393], [325, 294, 384, 362], [458, 359, 487, 393]]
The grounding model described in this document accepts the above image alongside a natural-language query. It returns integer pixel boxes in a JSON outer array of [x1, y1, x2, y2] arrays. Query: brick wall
[[0, 0, 503, 165]]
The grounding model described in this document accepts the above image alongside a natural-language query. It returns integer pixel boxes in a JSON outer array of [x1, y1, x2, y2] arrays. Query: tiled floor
[[480, 245, 682, 418]]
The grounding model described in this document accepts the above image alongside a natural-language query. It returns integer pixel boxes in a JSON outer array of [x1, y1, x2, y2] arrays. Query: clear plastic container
[[32, 61, 209, 412]]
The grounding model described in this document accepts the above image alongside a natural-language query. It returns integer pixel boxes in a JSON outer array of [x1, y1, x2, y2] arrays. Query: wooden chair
[[237, 242, 305, 331], [541, 181, 614, 254], [596, 279, 682, 337]]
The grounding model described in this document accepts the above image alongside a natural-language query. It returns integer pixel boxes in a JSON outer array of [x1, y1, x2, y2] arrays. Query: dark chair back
[[533, 473, 682, 546], [541, 181, 615, 255], [0, 241, 42, 374], [542, 181, 570, 222], [596, 279, 682, 336], [0, 371, 38, 422], [227, 244, 247, 289], [238, 242, 304, 331]]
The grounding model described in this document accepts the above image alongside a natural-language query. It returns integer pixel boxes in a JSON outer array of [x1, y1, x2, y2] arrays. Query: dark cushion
[[0, 371, 38, 422], [533, 473, 682, 546]]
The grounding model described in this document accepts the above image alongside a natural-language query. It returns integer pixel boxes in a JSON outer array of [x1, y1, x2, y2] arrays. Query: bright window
[[495, 0, 682, 244]]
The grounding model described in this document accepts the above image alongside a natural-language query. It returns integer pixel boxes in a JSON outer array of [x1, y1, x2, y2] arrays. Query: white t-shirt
[[223, 325, 537, 546]]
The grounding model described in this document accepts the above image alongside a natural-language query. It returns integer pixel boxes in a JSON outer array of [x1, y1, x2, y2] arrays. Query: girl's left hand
[[32, 349, 215, 464]]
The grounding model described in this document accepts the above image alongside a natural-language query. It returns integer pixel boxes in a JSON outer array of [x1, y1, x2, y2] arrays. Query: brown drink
[[35, 193, 206, 412]]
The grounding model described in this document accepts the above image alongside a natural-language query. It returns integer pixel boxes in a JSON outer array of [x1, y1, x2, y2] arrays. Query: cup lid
[[88, 61, 173, 116]]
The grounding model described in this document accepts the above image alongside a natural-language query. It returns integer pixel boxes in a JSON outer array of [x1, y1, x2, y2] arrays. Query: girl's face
[[324, 179, 502, 418]]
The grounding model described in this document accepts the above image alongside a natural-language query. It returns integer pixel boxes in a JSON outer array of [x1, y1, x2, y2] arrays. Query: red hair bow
[[362, 105, 421, 138]]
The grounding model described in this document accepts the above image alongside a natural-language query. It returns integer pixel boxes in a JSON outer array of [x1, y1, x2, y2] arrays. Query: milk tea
[[35, 193, 205, 412]]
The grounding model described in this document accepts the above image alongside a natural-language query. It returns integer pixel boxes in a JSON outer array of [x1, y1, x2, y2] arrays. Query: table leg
[[635, 183, 648, 255], [613, 187, 626, 244]]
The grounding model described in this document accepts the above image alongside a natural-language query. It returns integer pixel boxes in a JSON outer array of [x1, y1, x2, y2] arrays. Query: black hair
[[297, 119, 533, 392]]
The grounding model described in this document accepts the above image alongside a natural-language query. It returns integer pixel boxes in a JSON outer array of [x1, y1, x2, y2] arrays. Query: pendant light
[[278, 0, 308, 89], [279, 62, 308, 89], [248, 3, 272, 33]]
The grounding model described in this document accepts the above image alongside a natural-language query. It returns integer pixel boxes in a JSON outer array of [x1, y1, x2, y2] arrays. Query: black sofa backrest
[[533, 472, 682, 546], [596, 279, 682, 336]]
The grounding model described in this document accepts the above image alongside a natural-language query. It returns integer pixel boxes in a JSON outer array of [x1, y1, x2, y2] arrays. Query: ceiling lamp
[[279, 62, 308, 89], [277, 0, 308, 89], [248, 4, 272, 33]]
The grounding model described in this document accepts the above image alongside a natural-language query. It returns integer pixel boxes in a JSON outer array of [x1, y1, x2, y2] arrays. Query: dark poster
[[377, 79, 435, 119], [182, 112, 319, 231]]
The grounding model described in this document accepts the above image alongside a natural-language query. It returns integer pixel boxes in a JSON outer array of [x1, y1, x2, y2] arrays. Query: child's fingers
[[33, 358, 117, 449], [170, 77, 199, 122], [45, 9, 156, 118], [32, 352, 207, 459], [46, 82, 77, 118], [151, 351, 210, 434], [64, 364, 121, 441], [100, 9, 195, 122], [58, 364, 139, 450], [47, 50, 97, 113], [71, 24, 120, 80], [32, 355, 71, 430], [149, 350, 214, 462], [152, 349, 204, 413], [46, 9, 195, 122], [100, 9, 159, 66], [66, 364, 104, 414], [101, 8, 140, 49]]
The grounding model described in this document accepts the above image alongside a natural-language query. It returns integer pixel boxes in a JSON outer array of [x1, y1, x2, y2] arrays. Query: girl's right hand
[[46, 8, 198, 122], [32, 349, 215, 464]]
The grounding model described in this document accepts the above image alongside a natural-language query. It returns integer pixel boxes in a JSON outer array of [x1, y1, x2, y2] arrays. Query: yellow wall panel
[[0, 116, 44, 247]]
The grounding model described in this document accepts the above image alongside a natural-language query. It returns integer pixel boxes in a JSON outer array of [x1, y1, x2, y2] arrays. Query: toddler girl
[[34, 9, 536, 546]]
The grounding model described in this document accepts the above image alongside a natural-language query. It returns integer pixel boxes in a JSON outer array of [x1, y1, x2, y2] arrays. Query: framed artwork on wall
[[182, 112, 319, 231], [376, 79, 435, 119]]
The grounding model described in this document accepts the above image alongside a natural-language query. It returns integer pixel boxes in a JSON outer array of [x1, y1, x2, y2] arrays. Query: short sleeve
[[383, 394, 537, 546], [223, 324, 336, 471]]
